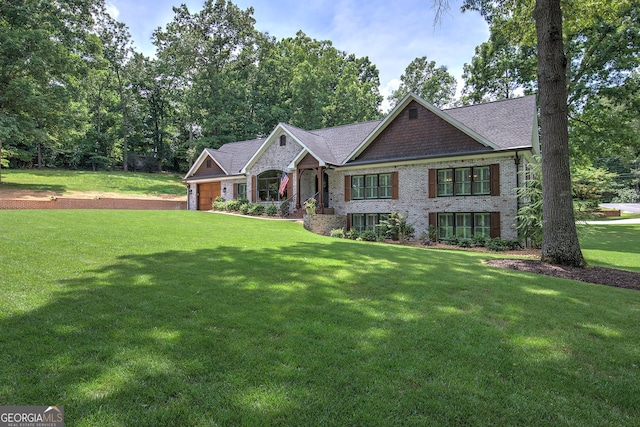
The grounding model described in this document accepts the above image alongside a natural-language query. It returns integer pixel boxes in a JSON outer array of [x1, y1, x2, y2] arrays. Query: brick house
[[183, 93, 539, 240]]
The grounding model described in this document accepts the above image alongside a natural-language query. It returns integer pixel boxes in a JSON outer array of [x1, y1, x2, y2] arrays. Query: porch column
[[296, 168, 302, 209], [317, 167, 323, 212]]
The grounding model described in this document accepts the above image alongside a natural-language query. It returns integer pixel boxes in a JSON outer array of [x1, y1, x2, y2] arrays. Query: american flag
[[278, 170, 289, 196]]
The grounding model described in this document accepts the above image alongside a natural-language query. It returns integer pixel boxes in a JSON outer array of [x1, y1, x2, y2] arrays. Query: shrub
[[486, 238, 506, 252], [360, 229, 378, 242], [239, 203, 251, 215], [215, 196, 225, 203], [485, 238, 521, 252], [612, 188, 640, 203], [472, 235, 488, 247], [212, 200, 226, 210], [225, 199, 243, 211], [457, 238, 473, 248], [346, 229, 361, 240], [266, 204, 278, 216], [442, 235, 460, 246], [247, 203, 265, 216], [330, 228, 346, 239], [380, 212, 415, 243], [517, 155, 543, 247]]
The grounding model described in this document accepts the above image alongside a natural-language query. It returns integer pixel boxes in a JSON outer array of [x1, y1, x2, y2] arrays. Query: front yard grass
[[0, 169, 185, 195], [1, 210, 639, 426]]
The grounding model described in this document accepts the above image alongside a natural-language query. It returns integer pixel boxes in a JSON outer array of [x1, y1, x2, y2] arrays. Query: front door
[[197, 182, 221, 210]]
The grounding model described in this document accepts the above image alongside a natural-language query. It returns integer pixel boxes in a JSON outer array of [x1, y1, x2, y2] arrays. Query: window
[[474, 213, 491, 237], [437, 169, 453, 196], [436, 212, 493, 240], [472, 166, 490, 195], [237, 183, 247, 200], [378, 173, 392, 199], [351, 175, 365, 199], [257, 170, 286, 201], [437, 213, 454, 239], [455, 213, 473, 238], [365, 175, 378, 199], [436, 166, 492, 196], [279, 135, 286, 146], [351, 173, 393, 200], [350, 213, 389, 232], [454, 168, 471, 195], [206, 159, 212, 168]]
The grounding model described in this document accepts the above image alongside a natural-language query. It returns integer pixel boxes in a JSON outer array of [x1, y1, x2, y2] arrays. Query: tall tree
[[388, 56, 457, 108], [533, 0, 585, 266], [461, 1, 639, 163], [461, 33, 537, 104], [0, 0, 105, 169], [446, 0, 589, 266]]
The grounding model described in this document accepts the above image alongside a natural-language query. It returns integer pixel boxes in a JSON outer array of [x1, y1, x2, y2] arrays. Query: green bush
[[472, 235, 488, 247], [613, 188, 640, 203], [347, 229, 361, 240], [239, 203, 251, 215], [485, 238, 522, 252], [266, 204, 278, 216], [379, 212, 415, 243], [457, 238, 473, 248], [225, 199, 243, 211], [442, 235, 460, 246], [360, 229, 379, 242], [330, 228, 346, 239], [248, 203, 265, 216]]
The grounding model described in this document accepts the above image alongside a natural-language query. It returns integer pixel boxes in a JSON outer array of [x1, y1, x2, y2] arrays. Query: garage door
[[197, 182, 221, 210]]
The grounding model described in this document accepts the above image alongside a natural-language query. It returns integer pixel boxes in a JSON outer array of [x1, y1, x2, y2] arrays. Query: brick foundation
[[303, 213, 346, 236], [0, 198, 187, 210]]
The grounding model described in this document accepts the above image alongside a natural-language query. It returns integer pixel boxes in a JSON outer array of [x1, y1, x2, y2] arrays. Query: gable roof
[[183, 137, 265, 181], [185, 94, 538, 181], [347, 93, 538, 164], [446, 95, 538, 151]]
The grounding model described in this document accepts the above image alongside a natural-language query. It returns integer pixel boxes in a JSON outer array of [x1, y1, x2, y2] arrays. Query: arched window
[[257, 170, 287, 201]]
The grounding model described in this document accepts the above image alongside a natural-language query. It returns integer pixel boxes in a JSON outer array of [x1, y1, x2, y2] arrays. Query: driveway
[[582, 203, 640, 224], [600, 203, 640, 213]]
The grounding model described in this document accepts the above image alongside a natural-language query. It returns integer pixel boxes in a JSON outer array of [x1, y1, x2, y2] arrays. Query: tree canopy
[[0, 0, 383, 172]]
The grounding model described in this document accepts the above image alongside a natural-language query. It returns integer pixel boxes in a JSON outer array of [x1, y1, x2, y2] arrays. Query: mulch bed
[[484, 259, 640, 291]]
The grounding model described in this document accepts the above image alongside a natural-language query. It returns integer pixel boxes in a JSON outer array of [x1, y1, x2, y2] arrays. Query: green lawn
[[0, 169, 185, 195], [1, 211, 639, 426]]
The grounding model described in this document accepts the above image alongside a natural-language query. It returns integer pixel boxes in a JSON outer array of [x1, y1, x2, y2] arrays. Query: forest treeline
[[1, 0, 638, 181]]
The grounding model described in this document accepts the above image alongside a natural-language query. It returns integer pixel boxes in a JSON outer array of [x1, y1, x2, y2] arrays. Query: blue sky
[[106, 0, 489, 109]]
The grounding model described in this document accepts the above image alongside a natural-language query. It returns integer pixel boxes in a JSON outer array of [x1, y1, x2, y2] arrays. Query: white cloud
[[105, 2, 120, 20], [380, 78, 402, 113]]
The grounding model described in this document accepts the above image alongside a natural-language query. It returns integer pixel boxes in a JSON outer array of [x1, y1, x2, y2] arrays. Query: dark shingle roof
[[200, 95, 536, 175], [208, 137, 265, 174], [445, 95, 537, 150]]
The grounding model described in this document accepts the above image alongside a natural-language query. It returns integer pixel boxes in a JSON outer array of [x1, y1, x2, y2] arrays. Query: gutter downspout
[[514, 151, 521, 238]]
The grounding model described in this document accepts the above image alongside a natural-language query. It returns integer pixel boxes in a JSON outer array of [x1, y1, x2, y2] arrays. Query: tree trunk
[[533, 0, 586, 267], [116, 67, 128, 171]]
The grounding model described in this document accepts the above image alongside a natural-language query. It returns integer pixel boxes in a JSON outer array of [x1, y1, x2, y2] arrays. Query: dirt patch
[[485, 259, 640, 290], [0, 188, 185, 201]]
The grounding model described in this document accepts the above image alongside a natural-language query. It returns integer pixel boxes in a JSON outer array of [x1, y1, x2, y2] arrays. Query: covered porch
[[296, 153, 333, 214]]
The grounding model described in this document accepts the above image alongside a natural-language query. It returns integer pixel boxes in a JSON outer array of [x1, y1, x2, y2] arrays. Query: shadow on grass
[[1, 241, 638, 425], [0, 182, 67, 194], [581, 224, 640, 255]]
